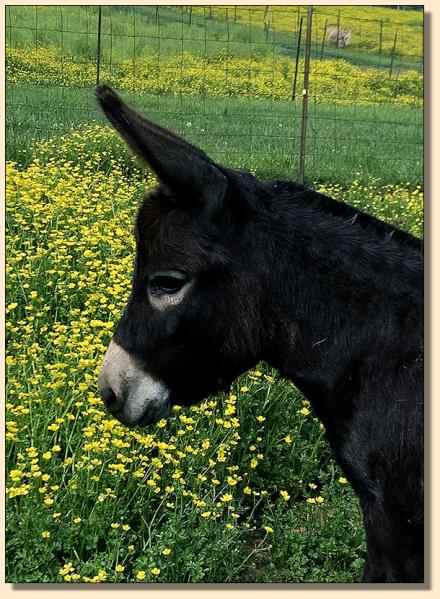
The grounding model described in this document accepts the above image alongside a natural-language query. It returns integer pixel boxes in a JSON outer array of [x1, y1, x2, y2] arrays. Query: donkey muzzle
[[98, 340, 172, 427]]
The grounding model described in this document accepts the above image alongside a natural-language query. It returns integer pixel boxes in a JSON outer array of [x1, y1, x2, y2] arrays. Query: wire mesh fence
[[6, 4, 423, 186]]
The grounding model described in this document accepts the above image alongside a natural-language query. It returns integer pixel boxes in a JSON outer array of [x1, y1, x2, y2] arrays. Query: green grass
[[6, 4, 423, 73], [6, 84, 422, 187], [6, 4, 423, 187]]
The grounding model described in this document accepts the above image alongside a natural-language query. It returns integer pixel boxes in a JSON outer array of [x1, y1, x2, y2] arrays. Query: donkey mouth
[[111, 404, 171, 429], [113, 394, 172, 428], [136, 398, 172, 427]]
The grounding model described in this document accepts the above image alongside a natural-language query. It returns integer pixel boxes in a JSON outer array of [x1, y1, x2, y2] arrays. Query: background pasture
[[6, 4, 423, 583], [6, 4, 423, 184]]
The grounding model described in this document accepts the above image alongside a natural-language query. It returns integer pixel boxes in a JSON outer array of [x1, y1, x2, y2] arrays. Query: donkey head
[[96, 86, 271, 427]]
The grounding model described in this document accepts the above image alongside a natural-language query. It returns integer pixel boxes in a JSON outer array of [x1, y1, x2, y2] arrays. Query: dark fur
[[97, 86, 423, 583]]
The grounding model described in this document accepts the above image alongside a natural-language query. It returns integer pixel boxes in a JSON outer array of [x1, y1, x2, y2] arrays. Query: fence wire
[[6, 4, 423, 186]]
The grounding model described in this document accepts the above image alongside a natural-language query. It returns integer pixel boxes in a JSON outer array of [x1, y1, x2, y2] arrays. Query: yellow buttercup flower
[[263, 526, 274, 534], [220, 493, 233, 503]]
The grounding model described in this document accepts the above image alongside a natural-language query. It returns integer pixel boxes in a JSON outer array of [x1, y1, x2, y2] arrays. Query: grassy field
[[6, 5, 423, 70], [6, 4, 423, 188], [6, 3, 423, 585], [7, 85, 422, 187], [193, 5, 423, 62], [6, 45, 423, 108]]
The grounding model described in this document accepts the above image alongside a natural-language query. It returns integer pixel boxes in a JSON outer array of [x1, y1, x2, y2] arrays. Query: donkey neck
[[259, 183, 423, 415]]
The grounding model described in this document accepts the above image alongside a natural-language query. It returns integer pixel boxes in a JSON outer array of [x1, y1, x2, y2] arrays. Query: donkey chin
[[98, 340, 172, 428]]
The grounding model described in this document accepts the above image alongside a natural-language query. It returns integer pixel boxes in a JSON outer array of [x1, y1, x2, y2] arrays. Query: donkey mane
[[264, 180, 422, 253]]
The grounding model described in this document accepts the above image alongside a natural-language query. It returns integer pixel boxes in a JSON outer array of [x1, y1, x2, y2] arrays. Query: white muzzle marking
[[98, 340, 171, 426]]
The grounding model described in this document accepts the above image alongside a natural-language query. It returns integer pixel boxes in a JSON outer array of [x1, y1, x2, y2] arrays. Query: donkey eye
[[148, 272, 189, 296]]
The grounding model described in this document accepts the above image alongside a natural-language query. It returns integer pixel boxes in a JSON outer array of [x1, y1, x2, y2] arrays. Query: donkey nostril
[[102, 387, 118, 409]]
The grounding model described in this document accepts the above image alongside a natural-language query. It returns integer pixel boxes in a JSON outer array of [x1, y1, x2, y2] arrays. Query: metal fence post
[[336, 10, 341, 50], [389, 27, 399, 77], [96, 5, 102, 85], [320, 19, 328, 60], [379, 19, 383, 54], [291, 16, 303, 100], [298, 6, 313, 185], [263, 6, 269, 22]]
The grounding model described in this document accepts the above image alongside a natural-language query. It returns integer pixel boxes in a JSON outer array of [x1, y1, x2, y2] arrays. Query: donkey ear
[[95, 85, 228, 210]]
